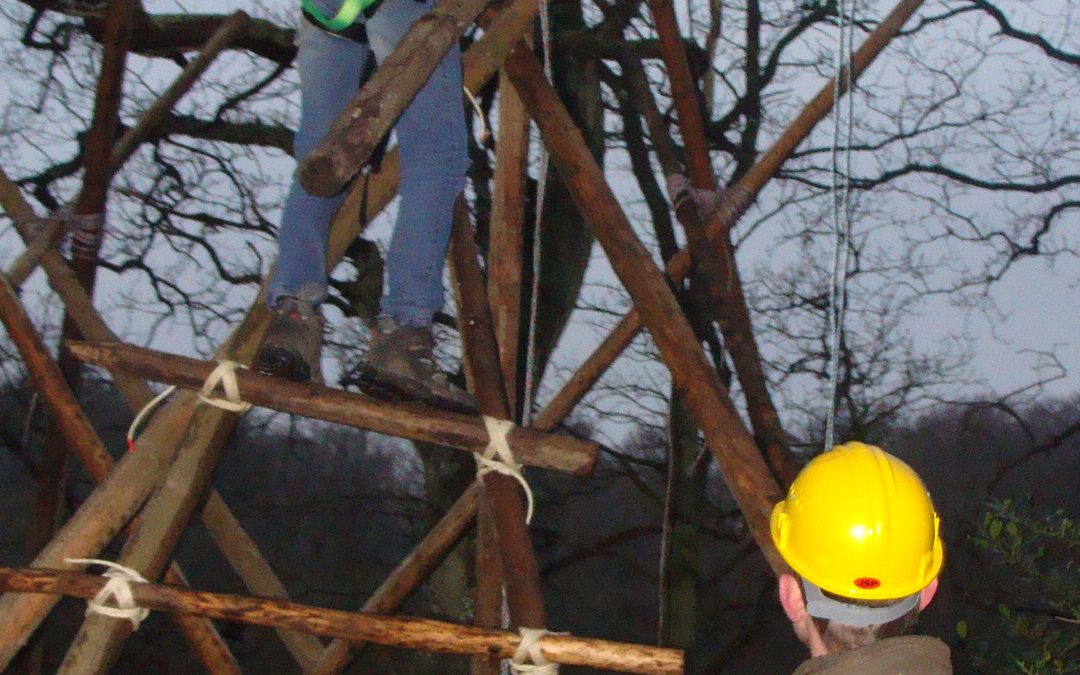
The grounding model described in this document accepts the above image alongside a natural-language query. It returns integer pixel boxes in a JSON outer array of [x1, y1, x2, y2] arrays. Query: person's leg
[[365, 0, 467, 326], [259, 21, 371, 382], [359, 3, 472, 410], [267, 20, 372, 308]]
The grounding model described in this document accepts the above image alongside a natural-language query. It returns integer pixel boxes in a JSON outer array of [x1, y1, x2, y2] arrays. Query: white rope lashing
[[510, 627, 562, 674], [127, 360, 252, 452], [127, 384, 177, 452], [198, 360, 253, 412], [824, 0, 856, 451], [64, 558, 150, 629], [463, 86, 492, 145], [476, 416, 535, 524]]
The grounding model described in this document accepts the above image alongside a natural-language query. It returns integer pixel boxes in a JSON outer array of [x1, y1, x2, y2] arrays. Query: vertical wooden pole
[[27, 0, 139, 567], [488, 73, 530, 419], [475, 65, 532, 675], [451, 198, 548, 628]]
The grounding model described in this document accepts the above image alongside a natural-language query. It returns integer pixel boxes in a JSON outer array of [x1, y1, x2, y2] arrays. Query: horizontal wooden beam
[[0, 567, 684, 674], [67, 340, 598, 476]]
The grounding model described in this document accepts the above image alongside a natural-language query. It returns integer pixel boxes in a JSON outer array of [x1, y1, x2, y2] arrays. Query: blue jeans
[[268, 2, 467, 328]]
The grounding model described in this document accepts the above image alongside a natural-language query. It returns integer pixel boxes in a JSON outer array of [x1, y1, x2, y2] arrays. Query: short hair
[[810, 587, 921, 652]]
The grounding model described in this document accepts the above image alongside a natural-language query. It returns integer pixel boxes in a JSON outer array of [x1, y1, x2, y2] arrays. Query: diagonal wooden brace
[[501, 44, 788, 574]]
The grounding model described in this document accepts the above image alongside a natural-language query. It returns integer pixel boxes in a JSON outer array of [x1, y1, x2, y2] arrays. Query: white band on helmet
[[801, 578, 920, 628]]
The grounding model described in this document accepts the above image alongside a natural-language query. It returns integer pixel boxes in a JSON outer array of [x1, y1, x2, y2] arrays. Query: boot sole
[[254, 346, 311, 383], [356, 368, 477, 416]]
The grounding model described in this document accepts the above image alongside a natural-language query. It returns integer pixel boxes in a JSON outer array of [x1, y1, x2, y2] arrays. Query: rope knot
[[64, 558, 150, 629], [510, 627, 565, 674], [198, 360, 252, 412], [666, 174, 755, 226], [476, 416, 535, 523], [66, 209, 106, 260]]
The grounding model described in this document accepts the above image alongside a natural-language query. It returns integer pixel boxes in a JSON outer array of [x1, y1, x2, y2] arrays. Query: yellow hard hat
[[770, 442, 944, 602]]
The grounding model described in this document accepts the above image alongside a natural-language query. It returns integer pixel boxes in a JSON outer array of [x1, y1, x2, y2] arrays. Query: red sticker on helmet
[[854, 577, 881, 589]]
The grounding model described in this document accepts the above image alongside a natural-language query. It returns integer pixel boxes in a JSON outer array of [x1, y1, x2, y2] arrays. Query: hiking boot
[[357, 316, 476, 414], [254, 297, 323, 383]]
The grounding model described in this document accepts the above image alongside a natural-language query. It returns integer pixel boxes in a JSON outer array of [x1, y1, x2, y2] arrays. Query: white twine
[[463, 86, 492, 145], [127, 360, 250, 451], [510, 627, 562, 674], [127, 384, 177, 452], [824, 0, 856, 451], [198, 360, 253, 413], [476, 416, 535, 524], [64, 558, 150, 629]]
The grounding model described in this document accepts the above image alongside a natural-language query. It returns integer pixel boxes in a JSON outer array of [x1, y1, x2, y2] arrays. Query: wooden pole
[[488, 72, 530, 419], [529, 0, 927, 458], [66, 340, 599, 475], [450, 198, 547, 628], [28, 0, 139, 583], [297, 0, 495, 196], [0, 272, 115, 482], [477, 70, 530, 675], [452, 209, 508, 675], [502, 45, 788, 574], [0, 567, 684, 674], [4, 216, 65, 288]]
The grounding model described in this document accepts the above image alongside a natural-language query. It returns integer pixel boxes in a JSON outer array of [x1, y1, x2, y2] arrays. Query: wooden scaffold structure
[[0, 0, 928, 671]]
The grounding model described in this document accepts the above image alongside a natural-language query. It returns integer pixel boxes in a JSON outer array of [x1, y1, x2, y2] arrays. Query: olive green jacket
[[793, 635, 952, 674]]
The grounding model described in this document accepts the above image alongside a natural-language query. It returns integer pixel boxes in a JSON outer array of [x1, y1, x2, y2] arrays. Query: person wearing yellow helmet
[[771, 441, 951, 673]]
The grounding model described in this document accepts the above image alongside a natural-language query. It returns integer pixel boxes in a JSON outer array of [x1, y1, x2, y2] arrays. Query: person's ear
[[778, 574, 807, 622], [918, 577, 939, 611]]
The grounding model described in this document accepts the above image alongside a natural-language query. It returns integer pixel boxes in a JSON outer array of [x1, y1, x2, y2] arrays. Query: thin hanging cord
[[509, 9, 555, 672], [824, 0, 856, 451], [522, 0, 554, 426]]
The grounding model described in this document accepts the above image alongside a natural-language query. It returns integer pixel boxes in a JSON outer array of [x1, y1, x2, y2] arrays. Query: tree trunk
[[659, 389, 705, 649], [528, 0, 604, 397]]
